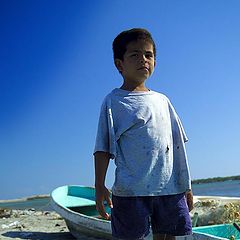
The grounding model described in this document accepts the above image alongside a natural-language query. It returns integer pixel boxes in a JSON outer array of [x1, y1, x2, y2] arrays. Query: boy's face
[[115, 39, 155, 85]]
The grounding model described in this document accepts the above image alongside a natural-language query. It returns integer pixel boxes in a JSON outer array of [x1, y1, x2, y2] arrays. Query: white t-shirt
[[94, 88, 191, 196]]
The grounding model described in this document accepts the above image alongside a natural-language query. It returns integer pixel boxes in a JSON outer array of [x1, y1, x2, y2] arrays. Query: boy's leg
[[111, 195, 151, 239], [153, 234, 175, 240], [151, 193, 192, 237]]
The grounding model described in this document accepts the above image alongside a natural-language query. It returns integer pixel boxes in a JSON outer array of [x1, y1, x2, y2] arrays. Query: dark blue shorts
[[111, 193, 192, 239]]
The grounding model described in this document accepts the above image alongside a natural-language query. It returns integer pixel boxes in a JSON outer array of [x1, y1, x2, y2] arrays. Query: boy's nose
[[140, 55, 147, 63]]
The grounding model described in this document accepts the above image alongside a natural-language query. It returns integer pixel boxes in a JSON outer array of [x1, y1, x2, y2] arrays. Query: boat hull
[[50, 186, 112, 239], [66, 219, 111, 239]]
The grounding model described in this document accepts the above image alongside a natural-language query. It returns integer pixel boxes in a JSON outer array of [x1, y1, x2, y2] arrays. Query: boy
[[94, 28, 193, 240]]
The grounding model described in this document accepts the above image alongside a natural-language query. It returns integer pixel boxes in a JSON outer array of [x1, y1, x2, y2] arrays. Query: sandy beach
[[0, 209, 103, 240]]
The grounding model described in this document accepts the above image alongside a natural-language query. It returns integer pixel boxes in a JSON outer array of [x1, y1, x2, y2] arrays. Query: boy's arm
[[185, 190, 194, 212], [94, 151, 113, 220]]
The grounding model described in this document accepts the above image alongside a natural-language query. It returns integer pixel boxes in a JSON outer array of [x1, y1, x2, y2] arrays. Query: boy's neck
[[120, 82, 149, 92]]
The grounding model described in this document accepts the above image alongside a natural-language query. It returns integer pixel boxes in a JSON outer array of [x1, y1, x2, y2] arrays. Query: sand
[[0, 209, 103, 240]]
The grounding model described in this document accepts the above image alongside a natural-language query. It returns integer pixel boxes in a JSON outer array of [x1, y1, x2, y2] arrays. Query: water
[[0, 180, 239, 210], [192, 179, 240, 197], [0, 197, 51, 211]]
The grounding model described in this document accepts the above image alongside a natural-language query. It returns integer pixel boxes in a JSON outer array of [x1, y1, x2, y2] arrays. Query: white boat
[[51, 185, 112, 239]]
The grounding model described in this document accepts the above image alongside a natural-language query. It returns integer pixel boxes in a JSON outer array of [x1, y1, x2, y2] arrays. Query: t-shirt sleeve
[[93, 97, 116, 159], [167, 97, 192, 191], [167, 98, 188, 143], [175, 114, 188, 143]]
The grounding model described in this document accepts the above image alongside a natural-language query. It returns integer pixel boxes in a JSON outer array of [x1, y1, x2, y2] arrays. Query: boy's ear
[[114, 59, 123, 73]]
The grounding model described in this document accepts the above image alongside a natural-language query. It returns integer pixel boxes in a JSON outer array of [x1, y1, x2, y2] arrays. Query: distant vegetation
[[192, 175, 240, 184]]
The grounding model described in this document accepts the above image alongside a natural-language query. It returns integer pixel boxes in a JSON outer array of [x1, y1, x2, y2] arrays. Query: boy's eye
[[131, 53, 138, 57], [146, 53, 154, 59]]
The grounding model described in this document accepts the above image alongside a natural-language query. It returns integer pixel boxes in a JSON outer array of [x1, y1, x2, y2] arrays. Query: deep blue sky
[[1, 0, 240, 199]]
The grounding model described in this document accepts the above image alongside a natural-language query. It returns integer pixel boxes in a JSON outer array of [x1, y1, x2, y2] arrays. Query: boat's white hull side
[[50, 198, 112, 238]]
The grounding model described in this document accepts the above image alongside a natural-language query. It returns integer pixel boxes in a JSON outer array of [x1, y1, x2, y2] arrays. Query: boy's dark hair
[[112, 28, 156, 61]]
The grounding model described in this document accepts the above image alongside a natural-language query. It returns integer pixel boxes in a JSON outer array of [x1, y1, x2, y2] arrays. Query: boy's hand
[[95, 185, 113, 220], [185, 190, 194, 212]]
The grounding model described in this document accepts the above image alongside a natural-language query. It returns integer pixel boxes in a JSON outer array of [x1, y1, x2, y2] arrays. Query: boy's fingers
[[95, 188, 112, 219], [96, 204, 106, 217], [96, 202, 109, 219]]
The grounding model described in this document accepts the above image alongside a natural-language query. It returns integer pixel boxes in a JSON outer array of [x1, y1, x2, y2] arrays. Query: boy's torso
[[94, 88, 191, 196]]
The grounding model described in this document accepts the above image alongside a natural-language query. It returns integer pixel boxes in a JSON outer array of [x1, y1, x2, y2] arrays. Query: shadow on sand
[[2, 231, 76, 240]]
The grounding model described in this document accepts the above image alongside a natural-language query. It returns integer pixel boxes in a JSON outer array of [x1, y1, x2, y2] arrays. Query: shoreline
[[0, 194, 50, 204], [1, 176, 239, 202], [191, 175, 240, 184]]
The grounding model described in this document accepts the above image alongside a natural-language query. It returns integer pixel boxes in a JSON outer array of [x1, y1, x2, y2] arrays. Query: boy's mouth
[[138, 66, 149, 71]]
